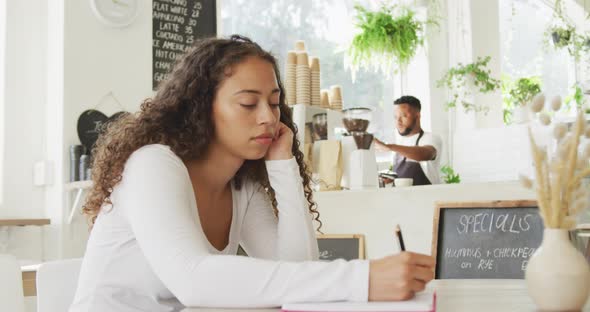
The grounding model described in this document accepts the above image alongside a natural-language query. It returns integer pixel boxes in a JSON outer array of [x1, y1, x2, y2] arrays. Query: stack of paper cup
[[295, 40, 306, 52], [285, 51, 297, 105], [320, 89, 330, 108], [330, 85, 343, 111], [296, 52, 311, 105], [310, 57, 321, 106]]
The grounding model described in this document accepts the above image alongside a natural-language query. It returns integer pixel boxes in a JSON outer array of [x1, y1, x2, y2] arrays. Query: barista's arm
[[374, 138, 436, 161]]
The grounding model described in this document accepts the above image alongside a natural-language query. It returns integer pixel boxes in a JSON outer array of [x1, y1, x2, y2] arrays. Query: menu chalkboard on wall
[[432, 200, 543, 279], [152, 0, 217, 89]]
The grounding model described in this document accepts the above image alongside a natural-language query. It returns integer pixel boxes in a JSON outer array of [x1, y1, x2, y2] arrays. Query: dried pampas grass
[[522, 98, 590, 229]]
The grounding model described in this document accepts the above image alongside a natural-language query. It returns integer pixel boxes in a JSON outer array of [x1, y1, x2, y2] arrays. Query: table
[[182, 280, 590, 311], [0, 218, 50, 296]]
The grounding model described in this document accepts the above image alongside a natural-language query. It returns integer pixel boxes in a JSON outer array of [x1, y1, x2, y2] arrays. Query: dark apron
[[394, 130, 432, 186]]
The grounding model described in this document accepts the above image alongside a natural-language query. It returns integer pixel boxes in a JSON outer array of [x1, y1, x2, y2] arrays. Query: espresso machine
[[341, 108, 379, 190]]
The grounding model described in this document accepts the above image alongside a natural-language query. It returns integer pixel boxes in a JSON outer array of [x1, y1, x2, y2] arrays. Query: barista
[[374, 96, 442, 185]]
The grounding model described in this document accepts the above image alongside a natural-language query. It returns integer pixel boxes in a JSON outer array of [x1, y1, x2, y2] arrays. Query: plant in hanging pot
[[347, 4, 434, 78], [436, 56, 501, 114], [550, 25, 574, 48], [502, 76, 542, 125], [544, 0, 587, 60], [520, 95, 590, 310]]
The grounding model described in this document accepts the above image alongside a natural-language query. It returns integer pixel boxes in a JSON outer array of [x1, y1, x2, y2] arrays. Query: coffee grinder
[[341, 108, 379, 190]]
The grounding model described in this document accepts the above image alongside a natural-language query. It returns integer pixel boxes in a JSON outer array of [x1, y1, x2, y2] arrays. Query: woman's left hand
[[265, 122, 294, 161]]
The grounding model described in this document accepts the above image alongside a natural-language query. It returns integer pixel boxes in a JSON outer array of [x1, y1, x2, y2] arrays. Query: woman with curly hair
[[69, 35, 434, 311]]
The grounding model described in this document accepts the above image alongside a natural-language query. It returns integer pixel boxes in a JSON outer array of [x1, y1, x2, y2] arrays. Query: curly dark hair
[[83, 35, 322, 232]]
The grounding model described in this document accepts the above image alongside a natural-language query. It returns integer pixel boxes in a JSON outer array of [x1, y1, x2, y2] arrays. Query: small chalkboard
[[317, 234, 365, 261], [152, 0, 217, 89], [432, 200, 544, 279]]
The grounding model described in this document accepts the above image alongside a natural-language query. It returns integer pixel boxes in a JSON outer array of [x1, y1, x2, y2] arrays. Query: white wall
[[452, 124, 547, 183], [0, 0, 48, 262], [2, 0, 155, 260], [426, 0, 450, 166], [43, 0, 65, 261], [470, 0, 503, 129], [2, 0, 47, 218], [60, 0, 154, 257]]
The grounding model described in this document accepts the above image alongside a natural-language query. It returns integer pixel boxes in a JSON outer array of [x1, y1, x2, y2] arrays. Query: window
[[221, 0, 433, 164], [499, 0, 590, 120], [221, 0, 394, 136]]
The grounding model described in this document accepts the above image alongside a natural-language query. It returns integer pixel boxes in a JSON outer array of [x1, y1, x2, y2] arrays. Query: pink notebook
[[281, 292, 436, 312]]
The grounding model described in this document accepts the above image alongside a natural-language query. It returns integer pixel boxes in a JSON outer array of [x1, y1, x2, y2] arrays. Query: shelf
[[0, 219, 50, 226], [64, 180, 93, 191], [65, 180, 93, 224]]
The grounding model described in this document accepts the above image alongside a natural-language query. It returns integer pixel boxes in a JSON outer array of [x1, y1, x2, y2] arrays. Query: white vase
[[525, 228, 590, 310]]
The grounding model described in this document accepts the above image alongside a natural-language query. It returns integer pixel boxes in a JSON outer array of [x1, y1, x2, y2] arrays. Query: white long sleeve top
[[69, 144, 369, 312]]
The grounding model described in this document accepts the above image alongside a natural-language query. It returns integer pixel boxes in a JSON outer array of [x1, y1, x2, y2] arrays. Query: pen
[[395, 224, 406, 251]]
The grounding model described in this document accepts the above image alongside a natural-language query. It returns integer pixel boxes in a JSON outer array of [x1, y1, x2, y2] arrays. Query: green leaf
[[441, 165, 461, 184], [348, 4, 427, 74], [436, 56, 501, 114]]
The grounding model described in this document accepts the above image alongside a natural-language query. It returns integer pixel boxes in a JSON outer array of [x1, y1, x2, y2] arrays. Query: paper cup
[[309, 57, 320, 71], [287, 51, 297, 64], [295, 40, 306, 51], [296, 52, 309, 65]]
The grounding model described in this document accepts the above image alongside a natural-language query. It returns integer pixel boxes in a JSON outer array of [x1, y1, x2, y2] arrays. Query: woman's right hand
[[368, 252, 435, 301]]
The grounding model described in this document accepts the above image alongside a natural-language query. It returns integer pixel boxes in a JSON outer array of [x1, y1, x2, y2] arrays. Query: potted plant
[[436, 56, 501, 114], [544, 0, 587, 60], [550, 25, 573, 48], [548, 0, 570, 44], [521, 99, 590, 310], [347, 4, 434, 78], [441, 165, 460, 184], [564, 84, 586, 113], [503, 76, 542, 124]]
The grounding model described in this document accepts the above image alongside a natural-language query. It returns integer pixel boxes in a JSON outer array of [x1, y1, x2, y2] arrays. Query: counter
[[313, 181, 536, 258]]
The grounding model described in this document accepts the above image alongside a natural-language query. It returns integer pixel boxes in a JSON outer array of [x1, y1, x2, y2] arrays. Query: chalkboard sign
[[153, 0, 217, 89], [432, 200, 543, 279], [317, 234, 365, 261]]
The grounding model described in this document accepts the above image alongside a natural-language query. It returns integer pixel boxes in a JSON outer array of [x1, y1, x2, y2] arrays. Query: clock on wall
[[90, 0, 139, 28]]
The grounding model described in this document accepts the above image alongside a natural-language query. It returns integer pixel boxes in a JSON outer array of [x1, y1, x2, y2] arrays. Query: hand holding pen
[[366, 224, 436, 301]]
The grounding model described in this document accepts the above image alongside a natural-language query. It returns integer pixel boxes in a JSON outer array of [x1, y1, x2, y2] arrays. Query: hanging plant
[[507, 77, 542, 107], [347, 4, 433, 77], [550, 26, 573, 48], [544, 0, 588, 60], [502, 76, 542, 124], [436, 56, 501, 114]]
